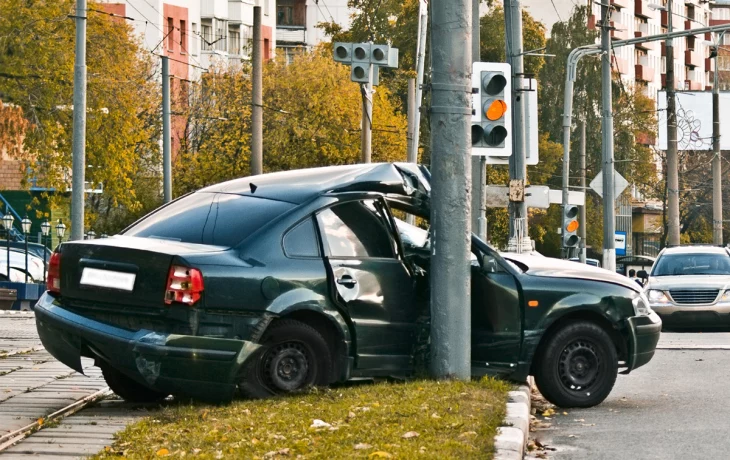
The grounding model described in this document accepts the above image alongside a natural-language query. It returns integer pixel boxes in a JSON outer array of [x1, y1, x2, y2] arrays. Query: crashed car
[[34, 163, 661, 408]]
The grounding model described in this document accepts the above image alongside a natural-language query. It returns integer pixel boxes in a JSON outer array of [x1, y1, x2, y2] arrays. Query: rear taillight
[[165, 265, 204, 306], [47, 252, 61, 294]]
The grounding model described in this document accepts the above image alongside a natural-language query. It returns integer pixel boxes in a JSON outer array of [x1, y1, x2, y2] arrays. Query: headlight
[[647, 289, 670, 304], [633, 294, 653, 316], [721, 291, 730, 303]]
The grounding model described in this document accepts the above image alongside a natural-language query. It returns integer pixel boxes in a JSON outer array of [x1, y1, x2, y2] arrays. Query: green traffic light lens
[[354, 47, 367, 60], [354, 66, 366, 79], [373, 48, 385, 61], [336, 46, 349, 59], [485, 125, 507, 146], [484, 74, 507, 96]]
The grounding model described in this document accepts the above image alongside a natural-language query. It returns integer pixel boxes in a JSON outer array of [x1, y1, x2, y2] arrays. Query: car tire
[[239, 319, 332, 399], [101, 364, 168, 403], [534, 321, 618, 408]]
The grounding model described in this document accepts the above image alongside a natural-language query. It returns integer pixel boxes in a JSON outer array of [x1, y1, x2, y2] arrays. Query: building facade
[[275, 0, 352, 62]]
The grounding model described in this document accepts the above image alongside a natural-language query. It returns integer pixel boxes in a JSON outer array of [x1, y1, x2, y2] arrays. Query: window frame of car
[[314, 194, 407, 262], [281, 216, 322, 260]]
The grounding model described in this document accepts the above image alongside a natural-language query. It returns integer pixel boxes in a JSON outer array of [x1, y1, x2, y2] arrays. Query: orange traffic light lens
[[566, 220, 579, 233], [485, 100, 507, 121]]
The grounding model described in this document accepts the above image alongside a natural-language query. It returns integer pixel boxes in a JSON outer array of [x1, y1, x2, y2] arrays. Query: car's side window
[[283, 217, 320, 258], [318, 200, 396, 259]]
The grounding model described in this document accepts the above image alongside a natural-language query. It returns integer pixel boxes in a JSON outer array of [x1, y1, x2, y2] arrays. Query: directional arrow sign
[[589, 170, 629, 199]]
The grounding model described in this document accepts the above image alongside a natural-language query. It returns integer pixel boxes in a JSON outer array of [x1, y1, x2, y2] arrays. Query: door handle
[[336, 276, 358, 288]]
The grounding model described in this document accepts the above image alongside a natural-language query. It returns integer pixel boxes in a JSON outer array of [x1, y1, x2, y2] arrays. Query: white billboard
[[657, 91, 730, 151]]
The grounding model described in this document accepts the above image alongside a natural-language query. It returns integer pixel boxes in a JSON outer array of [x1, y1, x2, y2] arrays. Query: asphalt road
[[530, 332, 730, 460]]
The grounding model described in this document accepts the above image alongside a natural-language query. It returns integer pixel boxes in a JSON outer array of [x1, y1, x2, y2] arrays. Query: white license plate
[[80, 268, 136, 292]]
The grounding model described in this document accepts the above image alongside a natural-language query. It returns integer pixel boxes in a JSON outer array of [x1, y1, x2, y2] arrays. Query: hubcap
[[262, 342, 310, 392], [558, 340, 600, 391]]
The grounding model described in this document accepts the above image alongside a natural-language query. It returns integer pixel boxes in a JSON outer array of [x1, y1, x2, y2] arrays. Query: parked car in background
[[0, 240, 52, 263], [644, 245, 730, 329], [0, 248, 45, 282], [34, 163, 661, 408], [569, 257, 602, 268]]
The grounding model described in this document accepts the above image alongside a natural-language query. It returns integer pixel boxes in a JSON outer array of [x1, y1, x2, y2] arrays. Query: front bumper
[[34, 293, 261, 401], [650, 303, 730, 327], [622, 311, 662, 374]]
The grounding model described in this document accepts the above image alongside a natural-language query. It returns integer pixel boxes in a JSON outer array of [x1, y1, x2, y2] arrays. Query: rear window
[[124, 192, 294, 247], [652, 252, 730, 276]]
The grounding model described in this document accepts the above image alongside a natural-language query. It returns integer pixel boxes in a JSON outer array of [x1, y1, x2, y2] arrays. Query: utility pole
[[713, 33, 723, 245], [666, 0, 680, 246], [600, 0, 616, 271], [361, 64, 374, 163], [580, 119, 587, 263], [505, 0, 529, 252], [429, 0, 471, 380], [162, 56, 172, 203], [471, 0, 487, 240], [251, 6, 263, 175], [408, 0, 428, 165], [70, 0, 87, 241], [407, 78, 416, 162]]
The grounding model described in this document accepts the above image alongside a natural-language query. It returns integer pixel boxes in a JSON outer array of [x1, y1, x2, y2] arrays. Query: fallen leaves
[[264, 448, 291, 458], [354, 443, 373, 450], [402, 431, 419, 439], [369, 451, 393, 458], [156, 448, 170, 457], [542, 408, 555, 417], [310, 419, 331, 429]]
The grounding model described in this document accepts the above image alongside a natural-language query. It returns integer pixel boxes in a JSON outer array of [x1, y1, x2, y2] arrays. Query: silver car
[[644, 246, 730, 329]]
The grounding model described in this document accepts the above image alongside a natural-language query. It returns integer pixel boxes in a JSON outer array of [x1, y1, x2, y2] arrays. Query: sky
[[521, 0, 584, 36]]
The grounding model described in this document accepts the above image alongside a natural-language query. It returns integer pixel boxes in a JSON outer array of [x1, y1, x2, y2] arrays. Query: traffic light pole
[[505, 0, 529, 253], [429, 0, 471, 380], [70, 0, 87, 241], [713, 33, 724, 245], [361, 64, 373, 163], [471, 0, 487, 241], [666, 0, 680, 246]]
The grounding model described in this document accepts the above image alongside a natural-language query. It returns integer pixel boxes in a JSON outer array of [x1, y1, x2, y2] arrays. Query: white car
[[0, 248, 45, 283]]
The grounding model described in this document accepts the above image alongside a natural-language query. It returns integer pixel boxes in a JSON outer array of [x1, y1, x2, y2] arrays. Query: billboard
[[657, 91, 730, 151]]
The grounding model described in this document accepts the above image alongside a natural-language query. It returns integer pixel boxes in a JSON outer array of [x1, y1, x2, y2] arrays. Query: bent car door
[[471, 242, 522, 375], [317, 198, 419, 374]]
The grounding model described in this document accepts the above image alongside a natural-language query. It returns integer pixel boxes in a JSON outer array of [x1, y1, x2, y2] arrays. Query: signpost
[[615, 231, 627, 257]]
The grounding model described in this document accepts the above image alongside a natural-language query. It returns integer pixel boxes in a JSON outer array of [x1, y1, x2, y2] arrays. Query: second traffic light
[[562, 204, 580, 248], [471, 62, 512, 157]]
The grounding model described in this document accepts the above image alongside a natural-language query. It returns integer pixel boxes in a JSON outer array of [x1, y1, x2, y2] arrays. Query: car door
[[317, 197, 419, 374], [471, 242, 522, 375]]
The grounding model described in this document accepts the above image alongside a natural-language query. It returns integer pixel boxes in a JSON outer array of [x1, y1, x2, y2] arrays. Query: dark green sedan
[[34, 163, 661, 408]]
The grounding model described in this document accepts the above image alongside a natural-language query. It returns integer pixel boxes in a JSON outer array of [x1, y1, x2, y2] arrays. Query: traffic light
[[562, 205, 580, 248], [333, 43, 352, 63], [471, 62, 512, 157]]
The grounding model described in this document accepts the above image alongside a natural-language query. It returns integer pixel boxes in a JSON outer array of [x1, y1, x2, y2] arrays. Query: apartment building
[[275, 0, 352, 62], [711, 0, 730, 90]]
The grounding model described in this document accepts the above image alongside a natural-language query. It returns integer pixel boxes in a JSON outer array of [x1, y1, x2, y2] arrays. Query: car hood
[[502, 253, 641, 293], [646, 275, 730, 291]]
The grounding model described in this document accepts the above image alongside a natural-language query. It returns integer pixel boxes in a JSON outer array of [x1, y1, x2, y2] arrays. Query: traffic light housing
[[562, 205, 580, 248], [471, 62, 512, 157]]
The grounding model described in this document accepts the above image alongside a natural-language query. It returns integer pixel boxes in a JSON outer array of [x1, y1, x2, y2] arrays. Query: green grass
[[94, 377, 509, 459]]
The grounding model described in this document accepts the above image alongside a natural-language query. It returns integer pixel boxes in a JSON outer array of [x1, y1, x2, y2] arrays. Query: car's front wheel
[[239, 319, 332, 398], [533, 321, 618, 408]]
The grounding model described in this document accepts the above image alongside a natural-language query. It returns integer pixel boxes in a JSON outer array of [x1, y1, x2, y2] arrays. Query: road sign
[[589, 170, 629, 199], [615, 231, 627, 256]]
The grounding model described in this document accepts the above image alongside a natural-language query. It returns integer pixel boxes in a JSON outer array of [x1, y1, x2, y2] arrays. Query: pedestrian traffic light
[[471, 62, 512, 157], [562, 205, 580, 248]]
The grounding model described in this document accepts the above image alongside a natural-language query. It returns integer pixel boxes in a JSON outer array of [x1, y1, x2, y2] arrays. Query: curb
[[493, 382, 531, 460]]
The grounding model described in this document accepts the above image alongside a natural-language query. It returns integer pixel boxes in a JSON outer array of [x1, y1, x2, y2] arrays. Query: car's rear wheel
[[239, 319, 332, 398], [101, 364, 168, 403], [534, 321, 618, 408]]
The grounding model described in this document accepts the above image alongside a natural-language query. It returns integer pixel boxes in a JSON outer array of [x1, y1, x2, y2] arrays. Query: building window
[[192, 23, 198, 55], [229, 29, 241, 55], [215, 19, 227, 52], [277, 0, 306, 27], [167, 17, 174, 51], [180, 20, 187, 53], [265, 0, 270, 16], [201, 20, 213, 51]]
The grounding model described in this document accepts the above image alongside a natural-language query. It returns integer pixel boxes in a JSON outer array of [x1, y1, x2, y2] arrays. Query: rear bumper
[[34, 293, 260, 401], [623, 311, 662, 374]]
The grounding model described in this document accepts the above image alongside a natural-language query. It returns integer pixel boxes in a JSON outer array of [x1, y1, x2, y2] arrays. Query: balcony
[[610, 0, 627, 8], [706, 57, 715, 72], [685, 79, 703, 90], [661, 42, 680, 58], [276, 26, 306, 44], [685, 48, 702, 67], [635, 0, 649, 18], [588, 14, 597, 30], [610, 21, 629, 40], [661, 10, 668, 27], [612, 56, 630, 75], [635, 64, 655, 82]]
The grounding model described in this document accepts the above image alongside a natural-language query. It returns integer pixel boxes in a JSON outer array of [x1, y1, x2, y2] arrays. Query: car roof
[[198, 163, 429, 205], [660, 245, 729, 255]]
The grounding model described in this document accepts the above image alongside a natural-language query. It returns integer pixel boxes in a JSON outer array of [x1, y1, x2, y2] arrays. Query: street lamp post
[[86, 229, 96, 240], [21, 216, 31, 283], [41, 220, 50, 283], [56, 220, 66, 245], [2, 213, 13, 281]]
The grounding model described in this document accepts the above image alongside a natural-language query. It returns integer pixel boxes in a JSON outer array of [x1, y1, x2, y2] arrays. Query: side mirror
[[637, 270, 648, 279]]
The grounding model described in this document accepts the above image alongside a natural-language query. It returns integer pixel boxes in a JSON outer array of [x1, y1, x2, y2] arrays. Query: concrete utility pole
[[580, 119, 587, 263], [713, 34, 724, 245], [471, 0, 487, 240], [162, 56, 172, 203], [70, 0, 87, 241], [360, 64, 374, 163], [429, 0, 471, 380], [666, 0, 680, 246], [251, 6, 263, 175], [505, 0, 529, 252], [408, 0, 428, 165], [600, 1, 616, 271], [407, 79, 416, 162]]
